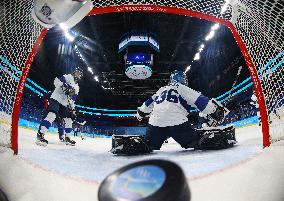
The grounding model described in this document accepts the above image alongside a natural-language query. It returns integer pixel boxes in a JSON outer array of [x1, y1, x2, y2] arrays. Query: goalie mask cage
[[0, 0, 283, 154]]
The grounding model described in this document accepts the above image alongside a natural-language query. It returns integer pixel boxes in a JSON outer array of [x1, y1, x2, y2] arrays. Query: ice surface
[[0, 125, 284, 201]]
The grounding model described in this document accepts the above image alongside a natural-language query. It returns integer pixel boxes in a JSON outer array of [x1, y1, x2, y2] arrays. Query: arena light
[[64, 32, 75, 42], [94, 75, 99, 82], [191, 7, 223, 63], [193, 53, 200, 61], [198, 44, 205, 52], [102, 86, 114, 90], [59, 23, 68, 31], [211, 23, 220, 31], [59, 23, 75, 42], [185, 65, 191, 73], [205, 30, 215, 41], [88, 67, 94, 74]]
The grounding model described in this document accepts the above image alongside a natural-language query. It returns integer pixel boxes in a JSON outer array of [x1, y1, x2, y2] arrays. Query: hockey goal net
[[0, 0, 283, 154]]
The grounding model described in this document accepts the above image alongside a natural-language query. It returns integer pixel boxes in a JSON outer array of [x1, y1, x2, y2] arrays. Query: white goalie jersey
[[138, 82, 217, 127], [50, 74, 79, 108]]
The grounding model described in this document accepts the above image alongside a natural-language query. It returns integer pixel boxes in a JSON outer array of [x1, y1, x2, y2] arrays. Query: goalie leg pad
[[111, 135, 152, 155], [195, 125, 237, 150]]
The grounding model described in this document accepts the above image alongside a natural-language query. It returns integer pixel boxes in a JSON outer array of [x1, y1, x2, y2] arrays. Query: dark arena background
[[0, 1, 284, 201]]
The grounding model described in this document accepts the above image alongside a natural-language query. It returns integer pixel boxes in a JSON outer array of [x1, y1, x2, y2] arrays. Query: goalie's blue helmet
[[170, 70, 188, 85]]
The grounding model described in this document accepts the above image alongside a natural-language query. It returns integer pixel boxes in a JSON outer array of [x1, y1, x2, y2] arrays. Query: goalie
[[111, 70, 236, 155], [36, 67, 83, 146]]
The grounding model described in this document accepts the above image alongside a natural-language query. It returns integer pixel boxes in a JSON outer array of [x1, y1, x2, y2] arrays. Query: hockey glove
[[136, 108, 151, 121], [136, 113, 143, 121], [70, 108, 77, 120], [207, 99, 229, 127], [210, 106, 225, 122], [62, 83, 75, 96]]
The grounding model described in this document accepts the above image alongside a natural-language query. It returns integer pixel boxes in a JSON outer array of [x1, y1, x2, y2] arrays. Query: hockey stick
[[75, 120, 86, 126], [223, 65, 243, 106], [205, 66, 243, 127], [63, 87, 88, 125]]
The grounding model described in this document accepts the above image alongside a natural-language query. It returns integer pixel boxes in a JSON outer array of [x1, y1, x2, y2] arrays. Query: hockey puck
[[0, 188, 9, 201], [98, 159, 190, 201]]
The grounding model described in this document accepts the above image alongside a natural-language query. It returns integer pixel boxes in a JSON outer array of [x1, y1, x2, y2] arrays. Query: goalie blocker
[[206, 99, 230, 127], [111, 125, 237, 155]]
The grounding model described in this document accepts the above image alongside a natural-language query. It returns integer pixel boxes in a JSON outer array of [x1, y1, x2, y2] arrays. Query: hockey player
[[41, 92, 65, 141], [36, 67, 83, 146], [250, 90, 262, 126], [136, 70, 230, 151], [73, 119, 87, 140]]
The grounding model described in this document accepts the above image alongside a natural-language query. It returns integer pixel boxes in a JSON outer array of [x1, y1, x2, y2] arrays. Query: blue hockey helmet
[[170, 70, 188, 85]]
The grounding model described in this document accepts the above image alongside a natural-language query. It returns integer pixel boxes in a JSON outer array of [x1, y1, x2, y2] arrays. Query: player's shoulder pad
[[64, 74, 73, 80], [178, 84, 200, 95], [65, 74, 78, 85]]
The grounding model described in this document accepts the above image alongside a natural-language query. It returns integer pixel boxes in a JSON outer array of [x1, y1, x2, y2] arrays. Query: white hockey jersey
[[50, 74, 79, 108], [250, 94, 259, 108], [138, 82, 216, 127]]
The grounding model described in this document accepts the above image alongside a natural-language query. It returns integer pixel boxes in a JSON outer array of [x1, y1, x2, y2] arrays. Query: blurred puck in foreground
[[0, 188, 9, 201], [98, 159, 190, 201]]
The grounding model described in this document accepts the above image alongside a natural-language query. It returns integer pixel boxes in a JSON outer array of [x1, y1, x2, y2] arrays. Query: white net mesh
[[0, 0, 42, 148], [0, 0, 283, 151], [231, 0, 284, 141]]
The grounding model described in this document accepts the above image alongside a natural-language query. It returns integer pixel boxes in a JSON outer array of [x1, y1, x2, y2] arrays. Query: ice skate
[[36, 132, 48, 146], [59, 136, 65, 143], [65, 137, 76, 146]]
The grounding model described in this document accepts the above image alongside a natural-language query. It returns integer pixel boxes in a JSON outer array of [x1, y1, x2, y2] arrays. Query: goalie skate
[[111, 135, 152, 155], [195, 125, 237, 150]]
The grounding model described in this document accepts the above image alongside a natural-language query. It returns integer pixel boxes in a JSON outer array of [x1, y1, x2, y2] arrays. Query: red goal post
[[0, 0, 283, 154]]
